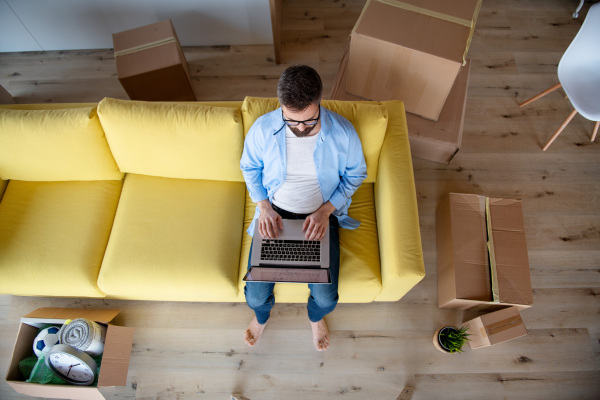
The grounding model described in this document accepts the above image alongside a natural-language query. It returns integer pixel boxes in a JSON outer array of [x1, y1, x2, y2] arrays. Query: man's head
[[278, 65, 323, 137]]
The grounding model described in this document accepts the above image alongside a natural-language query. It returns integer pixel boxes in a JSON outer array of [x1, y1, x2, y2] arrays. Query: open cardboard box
[[331, 40, 470, 164], [465, 306, 528, 349], [113, 19, 196, 101], [6, 308, 134, 400], [346, 0, 480, 121], [436, 193, 533, 310]]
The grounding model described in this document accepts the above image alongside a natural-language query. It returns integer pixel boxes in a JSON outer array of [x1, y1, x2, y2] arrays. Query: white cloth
[[272, 126, 323, 214]]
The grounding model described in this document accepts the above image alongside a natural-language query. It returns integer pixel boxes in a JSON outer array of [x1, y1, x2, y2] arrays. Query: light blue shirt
[[240, 106, 368, 236]]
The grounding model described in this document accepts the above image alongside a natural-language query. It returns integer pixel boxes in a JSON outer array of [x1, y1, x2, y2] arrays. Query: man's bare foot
[[310, 319, 330, 351], [244, 317, 267, 347]]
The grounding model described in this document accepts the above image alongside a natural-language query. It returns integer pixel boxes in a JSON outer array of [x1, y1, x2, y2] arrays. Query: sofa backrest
[[96, 97, 245, 182], [241, 97, 388, 183], [0, 106, 122, 181]]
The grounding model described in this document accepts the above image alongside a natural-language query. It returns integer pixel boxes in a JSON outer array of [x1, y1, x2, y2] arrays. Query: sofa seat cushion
[[0, 107, 122, 181], [236, 183, 381, 303], [98, 174, 246, 301], [0, 180, 122, 297]]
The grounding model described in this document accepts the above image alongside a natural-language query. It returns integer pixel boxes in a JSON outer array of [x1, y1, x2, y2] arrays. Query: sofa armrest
[[374, 101, 425, 301]]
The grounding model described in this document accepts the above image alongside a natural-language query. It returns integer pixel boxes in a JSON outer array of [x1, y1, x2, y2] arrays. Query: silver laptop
[[243, 219, 331, 284]]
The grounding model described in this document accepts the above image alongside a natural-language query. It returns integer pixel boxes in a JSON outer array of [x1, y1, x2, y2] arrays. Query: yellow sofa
[[0, 97, 424, 303]]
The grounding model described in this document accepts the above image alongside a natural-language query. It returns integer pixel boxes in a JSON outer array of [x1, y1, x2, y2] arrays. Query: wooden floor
[[1, 0, 599, 399]]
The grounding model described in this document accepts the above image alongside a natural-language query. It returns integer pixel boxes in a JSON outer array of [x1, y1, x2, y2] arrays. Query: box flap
[[24, 308, 120, 323], [406, 60, 470, 148], [449, 194, 492, 302], [7, 381, 106, 400], [97, 325, 135, 387], [354, 0, 480, 62], [489, 199, 533, 306]]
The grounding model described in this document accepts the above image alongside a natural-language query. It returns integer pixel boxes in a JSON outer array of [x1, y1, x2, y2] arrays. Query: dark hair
[[277, 65, 323, 111]]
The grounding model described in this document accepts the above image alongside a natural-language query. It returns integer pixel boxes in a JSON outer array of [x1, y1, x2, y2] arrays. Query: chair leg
[[543, 109, 578, 151], [592, 121, 599, 142], [519, 83, 562, 107]]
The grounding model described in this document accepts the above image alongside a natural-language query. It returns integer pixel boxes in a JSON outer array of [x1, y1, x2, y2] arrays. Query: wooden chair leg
[[519, 83, 562, 107], [543, 109, 578, 151], [592, 121, 599, 142]]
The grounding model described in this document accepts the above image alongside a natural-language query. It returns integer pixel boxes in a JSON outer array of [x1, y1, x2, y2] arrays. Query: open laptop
[[243, 219, 331, 284]]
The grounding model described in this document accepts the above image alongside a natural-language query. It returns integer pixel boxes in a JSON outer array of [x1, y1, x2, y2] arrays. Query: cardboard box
[[6, 308, 134, 400], [436, 193, 533, 310], [346, 0, 480, 121], [405, 59, 469, 164], [466, 306, 528, 349], [331, 41, 470, 164], [113, 19, 196, 101], [0, 84, 15, 104]]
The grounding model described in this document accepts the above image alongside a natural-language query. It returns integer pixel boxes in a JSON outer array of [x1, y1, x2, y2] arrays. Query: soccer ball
[[33, 326, 60, 357]]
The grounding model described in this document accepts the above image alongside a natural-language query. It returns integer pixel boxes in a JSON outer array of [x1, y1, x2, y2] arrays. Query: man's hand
[[257, 200, 283, 238], [303, 202, 336, 240]]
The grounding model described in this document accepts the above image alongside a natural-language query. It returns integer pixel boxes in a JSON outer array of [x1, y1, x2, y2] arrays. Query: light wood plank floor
[[1, 0, 599, 399]]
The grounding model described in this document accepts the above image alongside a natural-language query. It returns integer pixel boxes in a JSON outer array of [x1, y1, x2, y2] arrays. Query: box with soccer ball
[[5, 307, 134, 400]]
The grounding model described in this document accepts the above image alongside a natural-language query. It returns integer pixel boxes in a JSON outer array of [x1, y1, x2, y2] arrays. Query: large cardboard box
[[466, 306, 528, 349], [436, 193, 533, 310], [113, 19, 196, 101], [6, 308, 134, 400], [346, 0, 480, 121], [331, 41, 470, 164]]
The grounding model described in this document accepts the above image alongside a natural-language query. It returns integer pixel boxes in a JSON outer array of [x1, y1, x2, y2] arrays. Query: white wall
[[0, 0, 273, 52]]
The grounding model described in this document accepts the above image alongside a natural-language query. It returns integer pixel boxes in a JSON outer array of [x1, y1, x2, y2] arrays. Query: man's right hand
[[257, 200, 283, 238]]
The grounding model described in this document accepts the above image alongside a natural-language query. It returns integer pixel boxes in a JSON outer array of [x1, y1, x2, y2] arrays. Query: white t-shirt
[[272, 126, 323, 214]]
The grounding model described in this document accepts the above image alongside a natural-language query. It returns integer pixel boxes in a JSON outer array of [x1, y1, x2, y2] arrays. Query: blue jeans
[[244, 206, 340, 324]]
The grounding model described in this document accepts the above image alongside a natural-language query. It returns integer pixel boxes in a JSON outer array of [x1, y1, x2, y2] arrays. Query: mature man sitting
[[240, 65, 367, 351]]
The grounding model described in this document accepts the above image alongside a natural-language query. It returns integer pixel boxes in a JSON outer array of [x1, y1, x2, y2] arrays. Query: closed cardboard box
[[436, 193, 533, 310], [113, 19, 196, 101], [6, 308, 134, 400], [346, 0, 480, 121], [466, 306, 528, 349], [331, 42, 470, 164]]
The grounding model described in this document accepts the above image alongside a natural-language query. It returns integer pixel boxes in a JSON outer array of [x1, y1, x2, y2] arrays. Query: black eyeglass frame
[[281, 106, 321, 127]]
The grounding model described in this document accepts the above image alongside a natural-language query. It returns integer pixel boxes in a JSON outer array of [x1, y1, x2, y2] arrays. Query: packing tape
[[115, 37, 177, 57], [356, 0, 482, 65], [485, 315, 523, 336], [377, 0, 475, 27], [486, 197, 500, 303], [58, 318, 106, 356]]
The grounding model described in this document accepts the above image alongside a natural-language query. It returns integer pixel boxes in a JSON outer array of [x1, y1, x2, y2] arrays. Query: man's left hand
[[303, 202, 336, 240]]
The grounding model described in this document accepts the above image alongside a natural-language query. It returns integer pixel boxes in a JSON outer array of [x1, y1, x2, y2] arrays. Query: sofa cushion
[[236, 183, 381, 303], [0, 107, 122, 181], [98, 174, 246, 301], [0, 180, 122, 297], [96, 98, 244, 182], [241, 97, 388, 183]]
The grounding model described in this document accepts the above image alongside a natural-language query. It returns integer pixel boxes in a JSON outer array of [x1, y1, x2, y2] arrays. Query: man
[[240, 65, 367, 351]]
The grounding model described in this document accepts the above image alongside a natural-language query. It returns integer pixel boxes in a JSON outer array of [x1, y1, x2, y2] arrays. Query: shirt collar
[[271, 105, 330, 140]]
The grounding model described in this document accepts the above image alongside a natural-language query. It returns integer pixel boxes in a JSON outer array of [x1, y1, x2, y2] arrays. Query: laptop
[[243, 219, 331, 284]]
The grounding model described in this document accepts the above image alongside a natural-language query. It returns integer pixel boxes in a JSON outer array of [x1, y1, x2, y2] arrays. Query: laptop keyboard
[[260, 239, 321, 262]]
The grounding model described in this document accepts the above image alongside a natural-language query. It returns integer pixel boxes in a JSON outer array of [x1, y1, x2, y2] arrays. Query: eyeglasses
[[282, 107, 320, 127]]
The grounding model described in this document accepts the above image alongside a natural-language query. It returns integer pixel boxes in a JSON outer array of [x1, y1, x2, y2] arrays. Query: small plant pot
[[433, 326, 465, 354]]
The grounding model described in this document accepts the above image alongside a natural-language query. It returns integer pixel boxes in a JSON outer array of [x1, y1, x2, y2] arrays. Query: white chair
[[520, 3, 600, 151]]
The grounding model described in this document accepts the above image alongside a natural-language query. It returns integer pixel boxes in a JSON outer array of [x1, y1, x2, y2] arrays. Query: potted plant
[[433, 325, 470, 354]]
